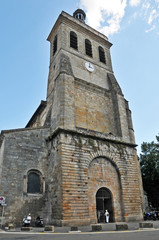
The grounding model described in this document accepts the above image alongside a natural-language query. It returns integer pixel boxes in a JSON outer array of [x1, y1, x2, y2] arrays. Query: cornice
[[47, 127, 137, 148], [47, 11, 112, 48]]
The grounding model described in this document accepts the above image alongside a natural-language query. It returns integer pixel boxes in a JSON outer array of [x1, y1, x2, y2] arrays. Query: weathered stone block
[[8, 224, 15, 230], [139, 222, 153, 228], [44, 225, 55, 232], [92, 224, 102, 231], [116, 223, 128, 231], [21, 227, 33, 231], [70, 226, 78, 231]]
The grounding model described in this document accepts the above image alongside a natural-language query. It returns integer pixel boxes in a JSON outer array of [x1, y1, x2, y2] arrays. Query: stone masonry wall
[[51, 131, 143, 226], [0, 127, 49, 226], [74, 79, 117, 135], [46, 135, 63, 226]]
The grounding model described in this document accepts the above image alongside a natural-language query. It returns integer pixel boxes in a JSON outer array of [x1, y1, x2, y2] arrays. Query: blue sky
[[0, 0, 159, 154]]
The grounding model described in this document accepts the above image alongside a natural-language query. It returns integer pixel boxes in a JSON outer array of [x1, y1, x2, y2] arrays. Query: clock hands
[[85, 62, 94, 72], [89, 62, 92, 68]]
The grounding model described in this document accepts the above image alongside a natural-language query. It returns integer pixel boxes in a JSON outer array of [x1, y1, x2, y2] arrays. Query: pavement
[[1, 221, 159, 234]]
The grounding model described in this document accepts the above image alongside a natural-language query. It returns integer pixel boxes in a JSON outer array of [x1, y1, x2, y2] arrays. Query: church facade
[[0, 9, 143, 226]]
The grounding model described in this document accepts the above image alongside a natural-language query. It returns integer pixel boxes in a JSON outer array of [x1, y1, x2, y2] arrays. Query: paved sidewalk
[[54, 221, 159, 233], [2, 221, 159, 233]]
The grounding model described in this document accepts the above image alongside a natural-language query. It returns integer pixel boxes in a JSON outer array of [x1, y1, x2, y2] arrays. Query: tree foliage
[[140, 135, 159, 210]]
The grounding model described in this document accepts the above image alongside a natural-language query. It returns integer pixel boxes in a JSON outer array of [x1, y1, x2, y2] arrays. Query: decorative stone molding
[[60, 53, 73, 76]]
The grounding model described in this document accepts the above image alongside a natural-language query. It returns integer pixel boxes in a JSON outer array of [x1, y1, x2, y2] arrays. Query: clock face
[[85, 62, 94, 72]]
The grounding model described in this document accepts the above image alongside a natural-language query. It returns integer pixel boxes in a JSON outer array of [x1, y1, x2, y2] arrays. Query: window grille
[[99, 46, 106, 64], [70, 31, 78, 50], [85, 39, 92, 57]]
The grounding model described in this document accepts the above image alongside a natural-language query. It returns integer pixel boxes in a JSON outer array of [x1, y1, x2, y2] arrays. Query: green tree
[[140, 135, 159, 210]]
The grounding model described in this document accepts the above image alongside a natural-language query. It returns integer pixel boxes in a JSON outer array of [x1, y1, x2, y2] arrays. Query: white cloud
[[79, 0, 159, 36], [79, 0, 127, 36], [148, 9, 157, 24], [142, 1, 150, 10], [132, 12, 138, 19], [142, 1, 159, 31], [145, 24, 156, 32], [129, 0, 141, 7]]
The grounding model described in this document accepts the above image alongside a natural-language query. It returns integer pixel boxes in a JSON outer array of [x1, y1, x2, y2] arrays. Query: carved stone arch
[[87, 154, 123, 223], [89, 155, 121, 182], [24, 167, 45, 177], [87, 150, 119, 170]]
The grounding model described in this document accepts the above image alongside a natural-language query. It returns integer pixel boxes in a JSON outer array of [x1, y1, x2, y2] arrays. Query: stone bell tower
[[44, 9, 143, 226], [0, 9, 143, 227]]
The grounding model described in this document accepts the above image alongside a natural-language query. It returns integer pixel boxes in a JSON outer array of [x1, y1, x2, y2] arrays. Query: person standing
[[97, 210, 101, 222], [105, 210, 109, 223]]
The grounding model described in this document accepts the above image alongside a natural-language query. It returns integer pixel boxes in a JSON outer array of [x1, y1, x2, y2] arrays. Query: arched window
[[27, 171, 42, 194], [85, 39, 93, 57], [70, 31, 78, 50], [99, 46, 106, 64], [53, 35, 57, 55]]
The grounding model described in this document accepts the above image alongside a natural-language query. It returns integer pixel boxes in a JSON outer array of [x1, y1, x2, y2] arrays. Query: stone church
[[0, 9, 143, 226]]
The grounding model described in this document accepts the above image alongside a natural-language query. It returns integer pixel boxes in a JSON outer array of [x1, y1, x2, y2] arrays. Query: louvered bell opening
[[85, 40, 92, 57], [70, 33, 78, 50], [99, 47, 106, 64]]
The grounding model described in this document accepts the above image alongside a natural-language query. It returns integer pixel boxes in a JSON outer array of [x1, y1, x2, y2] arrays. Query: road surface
[[0, 229, 159, 240]]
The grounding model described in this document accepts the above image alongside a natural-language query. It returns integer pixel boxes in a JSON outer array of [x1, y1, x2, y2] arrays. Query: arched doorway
[[96, 187, 114, 223]]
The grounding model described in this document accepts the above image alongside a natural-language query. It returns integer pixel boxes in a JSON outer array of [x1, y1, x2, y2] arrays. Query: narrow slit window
[[85, 39, 92, 57], [99, 46, 106, 64], [53, 35, 57, 55], [70, 31, 78, 50]]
